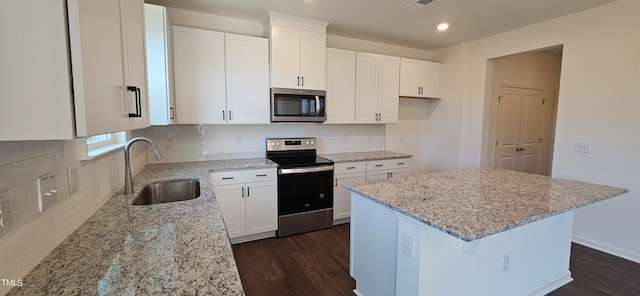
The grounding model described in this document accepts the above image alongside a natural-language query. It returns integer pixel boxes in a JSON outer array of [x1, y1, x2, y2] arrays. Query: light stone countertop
[[8, 158, 277, 296], [344, 168, 629, 242], [320, 151, 411, 163]]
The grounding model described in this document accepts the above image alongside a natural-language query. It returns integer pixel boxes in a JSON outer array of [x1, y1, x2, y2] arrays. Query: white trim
[[83, 131, 127, 160], [572, 235, 640, 264], [524, 272, 573, 296], [83, 142, 125, 160]]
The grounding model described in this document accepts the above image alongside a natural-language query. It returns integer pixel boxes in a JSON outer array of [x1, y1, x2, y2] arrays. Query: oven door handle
[[278, 165, 334, 175]]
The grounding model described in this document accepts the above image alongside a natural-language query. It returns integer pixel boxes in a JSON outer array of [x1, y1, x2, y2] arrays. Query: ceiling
[[146, 0, 617, 50]]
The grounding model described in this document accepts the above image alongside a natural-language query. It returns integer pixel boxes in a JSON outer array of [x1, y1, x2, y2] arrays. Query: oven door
[[277, 165, 334, 216]]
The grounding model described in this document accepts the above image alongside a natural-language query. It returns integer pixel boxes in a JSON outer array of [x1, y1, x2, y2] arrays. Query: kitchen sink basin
[[132, 179, 201, 205]]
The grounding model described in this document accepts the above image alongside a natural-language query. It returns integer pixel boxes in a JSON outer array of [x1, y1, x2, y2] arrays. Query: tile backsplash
[[145, 124, 386, 163], [0, 130, 146, 296]]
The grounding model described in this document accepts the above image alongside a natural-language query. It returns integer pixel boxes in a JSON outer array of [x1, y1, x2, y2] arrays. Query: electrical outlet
[[37, 174, 57, 212], [235, 136, 242, 146], [575, 141, 590, 153], [68, 164, 80, 195], [501, 254, 510, 272], [0, 191, 13, 238], [402, 234, 414, 258]]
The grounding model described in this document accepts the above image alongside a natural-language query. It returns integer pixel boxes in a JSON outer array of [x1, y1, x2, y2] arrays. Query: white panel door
[[420, 61, 443, 98], [225, 33, 270, 124], [68, 0, 128, 136], [270, 26, 301, 89], [326, 48, 356, 124], [299, 30, 326, 90], [214, 184, 246, 238], [334, 173, 366, 221], [377, 55, 400, 124], [494, 87, 544, 174], [245, 181, 278, 235], [173, 26, 226, 124], [121, 0, 149, 130], [355, 52, 379, 123], [399, 58, 423, 97]]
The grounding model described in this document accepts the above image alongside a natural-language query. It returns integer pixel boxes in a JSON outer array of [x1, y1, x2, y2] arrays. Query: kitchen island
[[344, 168, 628, 296], [7, 159, 277, 296]]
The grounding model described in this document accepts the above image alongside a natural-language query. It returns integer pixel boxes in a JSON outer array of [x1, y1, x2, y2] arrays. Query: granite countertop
[[8, 158, 277, 296], [320, 151, 412, 163], [344, 168, 628, 242]]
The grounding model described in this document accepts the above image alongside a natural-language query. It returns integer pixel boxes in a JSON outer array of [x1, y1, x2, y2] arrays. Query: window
[[86, 131, 127, 158]]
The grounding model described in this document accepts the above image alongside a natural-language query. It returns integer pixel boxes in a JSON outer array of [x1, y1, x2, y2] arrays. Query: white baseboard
[[230, 231, 276, 244], [353, 289, 363, 296], [525, 272, 572, 296], [572, 235, 640, 264]]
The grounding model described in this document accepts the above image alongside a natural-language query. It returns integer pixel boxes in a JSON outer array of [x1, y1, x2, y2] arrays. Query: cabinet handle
[[387, 172, 390, 178], [127, 86, 142, 117], [297, 76, 300, 86], [397, 162, 405, 165], [256, 174, 267, 177], [229, 110, 232, 121], [347, 166, 355, 169], [379, 113, 382, 121], [375, 113, 379, 121], [301, 76, 304, 86], [223, 110, 226, 120], [247, 186, 250, 197], [375, 164, 383, 167], [169, 107, 175, 120], [222, 177, 234, 180], [241, 187, 245, 197], [335, 178, 337, 187], [390, 172, 394, 178]]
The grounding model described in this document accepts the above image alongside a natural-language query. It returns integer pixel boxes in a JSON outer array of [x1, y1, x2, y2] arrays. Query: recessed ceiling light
[[437, 23, 449, 31]]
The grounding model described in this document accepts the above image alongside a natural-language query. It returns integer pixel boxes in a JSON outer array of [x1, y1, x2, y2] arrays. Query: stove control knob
[[305, 141, 309, 145], [310, 140, 314, 145], [319, 193, 325, 199]]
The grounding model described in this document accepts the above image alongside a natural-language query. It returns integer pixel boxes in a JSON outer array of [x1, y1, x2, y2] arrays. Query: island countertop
[[320, 151, 411, 163], [344, 168, 628, 242], [8, 158, 277, 296]]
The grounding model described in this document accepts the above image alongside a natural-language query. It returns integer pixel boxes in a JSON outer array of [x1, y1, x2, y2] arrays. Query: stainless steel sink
[[132, 179, 201, 205]]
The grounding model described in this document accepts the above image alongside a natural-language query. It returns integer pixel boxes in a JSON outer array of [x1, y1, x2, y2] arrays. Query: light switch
[[0, 191, 13, 238], [575, 141, 590, 153]]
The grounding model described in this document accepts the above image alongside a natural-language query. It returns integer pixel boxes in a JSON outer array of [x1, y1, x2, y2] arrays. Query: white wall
[[0, 131, 147, 296], [431, 0, 640, 262]]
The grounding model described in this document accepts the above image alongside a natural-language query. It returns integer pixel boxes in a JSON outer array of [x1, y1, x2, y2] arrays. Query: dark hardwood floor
[[233, 224, 640, 296]]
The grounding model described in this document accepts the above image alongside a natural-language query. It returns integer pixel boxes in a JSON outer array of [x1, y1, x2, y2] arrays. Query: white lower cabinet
[[211, 168, 277, 243], [333, 162, 366, 223], [366, 158, 411, 180], [332, 159, 410, 223]]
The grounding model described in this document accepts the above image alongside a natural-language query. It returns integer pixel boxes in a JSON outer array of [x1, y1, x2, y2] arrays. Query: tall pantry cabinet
[[0, 0, 150, 140]]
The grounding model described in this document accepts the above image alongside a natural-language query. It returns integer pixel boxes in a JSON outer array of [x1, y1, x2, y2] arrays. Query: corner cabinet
[[326, 48, 357, 124], [211, 168, 278, 244], [144, 4, 174, 125], [172, 27, 270, 124], [399, 58, 443, 99], [1, 0, 149, 140], [355, 52, 400, 124], [69, 0, 149, 136], [266, 12, 328, 90]]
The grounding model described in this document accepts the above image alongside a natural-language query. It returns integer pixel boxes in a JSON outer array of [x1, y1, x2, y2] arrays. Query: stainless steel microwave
[[271, 88, 326, 122]]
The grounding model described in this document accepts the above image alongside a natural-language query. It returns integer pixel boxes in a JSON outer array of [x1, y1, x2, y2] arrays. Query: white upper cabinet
[[326, 48, 356, 124], [266, 12, 328, 90], [225, 33, 270, 124], [69, 0, 150, 137], [172, 26, 269, 124], [172, 26, 226, 124], [145, 4, 174, 126], [0, 0, 74, 140], [399, 58, 443, 99], [355, 52, 400, 124]]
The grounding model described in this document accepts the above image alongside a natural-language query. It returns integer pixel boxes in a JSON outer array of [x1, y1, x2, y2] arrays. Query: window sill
[[82, 142, 125, 161]]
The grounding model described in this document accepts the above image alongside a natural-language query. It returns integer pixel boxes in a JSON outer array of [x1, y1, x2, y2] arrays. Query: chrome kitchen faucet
[[124, 137, 162, 194]]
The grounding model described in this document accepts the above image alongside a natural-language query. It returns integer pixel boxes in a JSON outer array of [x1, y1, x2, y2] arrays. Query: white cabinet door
[[225, 33, 270, 124], [0, 0, 74, 140], [270, 25, 301, 89], [215, 184, 246, 239], [68, 0, 129, 136], [389, 168, 410, 178], [400, 58, 442, 99], [334, 173, 366, 221], [355, 52, 379, 123], [377, 55, 400, 124], [173, 26, 226, 124], [299, 30, 326, 90], [122, 0, 150, 130], [326, 48, 356, 124], [245, 181, 278, 235], [145, 4, 173, 126]]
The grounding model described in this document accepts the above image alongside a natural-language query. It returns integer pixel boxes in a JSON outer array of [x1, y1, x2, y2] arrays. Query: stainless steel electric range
[[266, 137, 334, 237]]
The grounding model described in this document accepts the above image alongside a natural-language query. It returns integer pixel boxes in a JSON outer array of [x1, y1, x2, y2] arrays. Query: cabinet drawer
[[334, 161, 366, 174], [366, 158, 410, 171], [211, 168, 277, 186]]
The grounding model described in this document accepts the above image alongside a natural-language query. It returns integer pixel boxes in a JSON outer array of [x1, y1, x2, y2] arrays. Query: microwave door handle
[[315, 96, 320, 114]]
